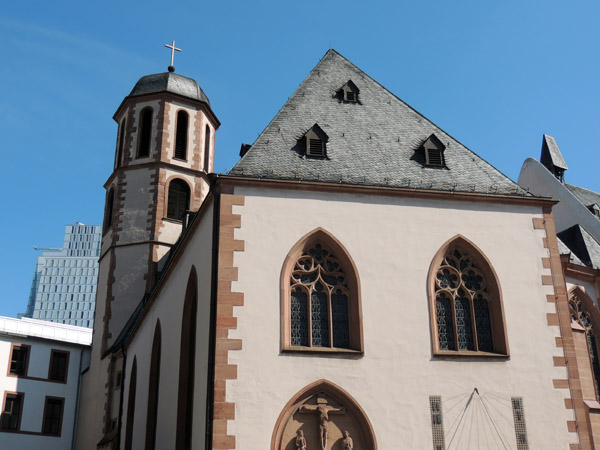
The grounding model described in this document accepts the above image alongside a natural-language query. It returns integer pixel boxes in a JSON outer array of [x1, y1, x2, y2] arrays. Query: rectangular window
[[1, 393, 23, 431], [48, 350, 69, 382], [9, 345, 30, 376], [42, 397, 64, 436]]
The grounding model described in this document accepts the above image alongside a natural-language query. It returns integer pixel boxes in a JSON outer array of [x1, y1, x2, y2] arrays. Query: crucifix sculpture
[[299, 396, 345, 450], [164, 40, 182, 72]]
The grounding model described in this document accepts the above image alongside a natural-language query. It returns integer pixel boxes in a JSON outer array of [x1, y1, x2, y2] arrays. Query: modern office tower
[[22, 222, 101, 328]]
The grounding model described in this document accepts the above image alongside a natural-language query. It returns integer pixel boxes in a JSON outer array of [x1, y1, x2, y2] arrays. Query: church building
[[74, 49, 582, 449]]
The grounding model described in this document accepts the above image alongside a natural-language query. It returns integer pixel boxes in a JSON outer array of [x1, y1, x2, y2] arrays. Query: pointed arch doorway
[[271, 379, 377, 450]]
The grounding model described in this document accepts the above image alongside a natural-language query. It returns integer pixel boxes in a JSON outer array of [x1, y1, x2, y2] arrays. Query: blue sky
[[1, 1, 599, 318]]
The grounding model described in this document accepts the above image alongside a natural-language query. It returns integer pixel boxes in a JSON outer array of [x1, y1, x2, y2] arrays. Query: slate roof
[[129, 72, 211, 106], [557, 224, 600, 269], [540, 134, 568, 171], [565, 183, 600, 211], [230, 49, 529, 196], [557, 238, 585, 266]]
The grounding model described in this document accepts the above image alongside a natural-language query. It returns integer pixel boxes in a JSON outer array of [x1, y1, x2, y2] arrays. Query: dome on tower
[[129, 72, 210, 106]]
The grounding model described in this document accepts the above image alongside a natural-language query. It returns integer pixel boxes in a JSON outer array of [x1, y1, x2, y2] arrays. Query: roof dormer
[[302, 124, 328, 158], [337, 80, 359, 103], [421, 134, 446, 167]]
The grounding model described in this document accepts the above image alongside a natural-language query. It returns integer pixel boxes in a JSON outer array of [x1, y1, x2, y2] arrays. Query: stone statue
[[295, 430, 306, 450], [299, 396, 345, 450], [342, 431, 353, 450]]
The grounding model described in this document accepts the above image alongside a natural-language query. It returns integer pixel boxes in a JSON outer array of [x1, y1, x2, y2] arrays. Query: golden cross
[[164, 40, 182, 69]]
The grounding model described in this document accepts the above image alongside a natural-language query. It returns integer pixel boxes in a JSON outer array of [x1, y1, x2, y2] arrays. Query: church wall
[[226, 186, 573, 449], [117, 168, 156, 243], [75, 249, 113, 448], [120, 200, 215, 450]]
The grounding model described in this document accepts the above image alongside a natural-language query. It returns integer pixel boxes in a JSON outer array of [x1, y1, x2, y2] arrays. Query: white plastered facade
[[0, 319, 90, 450], [224, 186, 574, 449]]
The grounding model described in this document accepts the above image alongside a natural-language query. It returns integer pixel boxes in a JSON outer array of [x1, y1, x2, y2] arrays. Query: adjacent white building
[[0, 316, 91, 449]]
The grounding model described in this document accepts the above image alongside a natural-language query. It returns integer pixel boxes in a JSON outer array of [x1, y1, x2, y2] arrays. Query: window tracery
[[431, 239, 507, 356], [569, 290, 600, 400], [290, 243, 350, 348], [283, 229, 362, 353]]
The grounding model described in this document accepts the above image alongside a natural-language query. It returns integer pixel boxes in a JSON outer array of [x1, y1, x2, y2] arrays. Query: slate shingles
[[565, 183, 600, 212], [557, 224, 600, 269], [230, 49, 529, 196]]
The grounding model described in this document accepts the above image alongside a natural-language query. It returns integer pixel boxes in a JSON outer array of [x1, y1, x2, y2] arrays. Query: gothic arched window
[[282, 229, 363, 352], [204, 125, 211, 172], [429, 236, 508, 356], [137, 107, 153, 158], [167, 179, 190, 222], [116, 118, 126, 168], [174, 110, 188, 160], [103, 189, 115, 234], [569, 288, 600, 400], [176, 267, 197, 450], [124, 357, 137, 450], [145, 321, 161, 450]]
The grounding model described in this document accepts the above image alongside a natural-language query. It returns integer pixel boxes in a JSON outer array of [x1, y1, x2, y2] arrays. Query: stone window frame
[[280, 228, 363, 354], [164, 177, 192, 222], [568, 286, 600, 401], [115, 117, 126, 169], [428, 235, 509, 357], [203, 125, 211, 172], [136, 106, 154, 159], [102, 188, 115, 235], [174, 109, 189, 161]]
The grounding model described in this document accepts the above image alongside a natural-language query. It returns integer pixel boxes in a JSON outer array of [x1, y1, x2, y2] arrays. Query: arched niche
[[271, 379, 377, 450], [427, 234, 509, 356]]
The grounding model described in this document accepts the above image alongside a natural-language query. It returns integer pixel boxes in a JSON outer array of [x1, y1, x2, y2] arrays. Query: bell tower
[[77, 46, 220, 448], [97, 67, 219, 352]]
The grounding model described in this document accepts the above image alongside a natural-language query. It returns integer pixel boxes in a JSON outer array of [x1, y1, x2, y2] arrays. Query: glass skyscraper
[[22, 223, 101, 328]]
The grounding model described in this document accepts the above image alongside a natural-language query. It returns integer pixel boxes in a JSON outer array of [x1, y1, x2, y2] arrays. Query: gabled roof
[[565, 183, 600, 216], [230, 49, 529, 196], [557, 224, 600, 269], [540, 134, 568, 171]]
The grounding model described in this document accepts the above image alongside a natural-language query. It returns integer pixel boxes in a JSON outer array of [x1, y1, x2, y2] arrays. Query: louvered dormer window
[[338, 80, 359, 103], [303, 124, 328, 159], [422, 134, 446, 167]]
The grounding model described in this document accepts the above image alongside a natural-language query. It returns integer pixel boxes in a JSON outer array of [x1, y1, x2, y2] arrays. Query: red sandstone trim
[[212, 193, 245, 450], [539, 211, 593, 449]]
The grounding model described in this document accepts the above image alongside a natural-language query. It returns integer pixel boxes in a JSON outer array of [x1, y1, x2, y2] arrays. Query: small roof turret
[[540, 134, 567, 181], [129, 72, 210, 106]]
